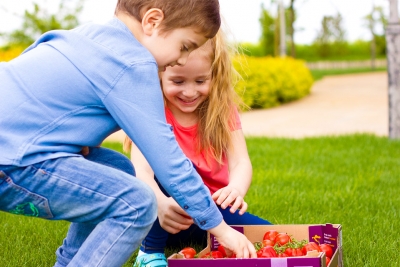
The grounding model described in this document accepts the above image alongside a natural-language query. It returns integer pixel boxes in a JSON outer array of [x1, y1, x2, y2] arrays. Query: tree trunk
[[386, 0, 400, 138], [370, 35, 376, 70], [289, 0, 296, 58], [279, 0, 286, 57], [274, 16, 280, 56]]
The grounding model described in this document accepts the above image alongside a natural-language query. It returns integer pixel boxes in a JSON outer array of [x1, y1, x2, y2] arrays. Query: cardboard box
[[168, 223, 342, 267]]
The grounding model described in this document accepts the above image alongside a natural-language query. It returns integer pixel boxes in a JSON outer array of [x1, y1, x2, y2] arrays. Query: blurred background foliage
[[243, 1, 387, 61], [0, 0, 84, 49], [0, 0, 388, 109]]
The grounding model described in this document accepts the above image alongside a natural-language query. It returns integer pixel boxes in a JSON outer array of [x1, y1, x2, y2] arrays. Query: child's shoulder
[[72, 18, 155, 66], [74, 18, 126, 38]]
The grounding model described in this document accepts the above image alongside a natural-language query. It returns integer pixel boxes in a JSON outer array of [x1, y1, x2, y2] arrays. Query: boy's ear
[[142, 8, 164, 35]]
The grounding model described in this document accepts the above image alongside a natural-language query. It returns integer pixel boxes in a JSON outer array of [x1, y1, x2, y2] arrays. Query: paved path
[[105, 71, 388, 143]]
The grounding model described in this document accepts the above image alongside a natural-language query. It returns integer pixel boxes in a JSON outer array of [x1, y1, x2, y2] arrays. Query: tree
[[258, 0, 307, 58], [364, 5, 388, 69], [1, 0, 85, 48], [259, 3, 276, 56], [314, 13, 347, 58], [278, 0, 286, 57], [288, 0, 296, 57], [259, 1, 288, 57], [279, 0, 308, 58]]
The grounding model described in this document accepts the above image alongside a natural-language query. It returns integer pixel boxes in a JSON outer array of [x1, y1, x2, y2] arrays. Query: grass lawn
[[0, 134, 399, 266], [310, 67, 386, 81]]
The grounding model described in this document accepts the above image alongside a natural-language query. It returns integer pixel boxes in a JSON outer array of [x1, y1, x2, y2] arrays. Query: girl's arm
[[212, 129, 252, 215], [130, 141, 194, 233], [129, 141, 159, 197]]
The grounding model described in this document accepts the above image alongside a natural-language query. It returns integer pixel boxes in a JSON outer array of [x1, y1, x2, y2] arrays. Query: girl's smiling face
[[161, 47, 212, 123]]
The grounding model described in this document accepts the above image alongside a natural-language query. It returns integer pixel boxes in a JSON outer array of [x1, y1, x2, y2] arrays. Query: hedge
[[234, 56, 314, 109]]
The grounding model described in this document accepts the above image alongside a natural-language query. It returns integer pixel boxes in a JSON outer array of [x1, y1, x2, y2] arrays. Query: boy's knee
[[114, 157, 135, 176]]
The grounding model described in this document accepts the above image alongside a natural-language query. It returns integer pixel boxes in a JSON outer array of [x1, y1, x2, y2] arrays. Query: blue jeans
[[140, 178, 272, 253], [0, 147, 157, 267]]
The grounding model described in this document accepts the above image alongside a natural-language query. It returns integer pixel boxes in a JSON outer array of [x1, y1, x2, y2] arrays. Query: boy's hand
[[157, 197, 193, 234], [212, 186, 248, 215], [209, 221, 256, 258]]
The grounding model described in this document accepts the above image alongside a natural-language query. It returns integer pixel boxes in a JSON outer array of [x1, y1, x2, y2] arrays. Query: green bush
[[234, 56, 314, 109]]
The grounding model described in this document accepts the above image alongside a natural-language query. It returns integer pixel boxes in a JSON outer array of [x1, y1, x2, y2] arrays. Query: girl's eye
[[181, 45, 189, 52], [173, 80, 183, 84], [196, 80, 205, 84]]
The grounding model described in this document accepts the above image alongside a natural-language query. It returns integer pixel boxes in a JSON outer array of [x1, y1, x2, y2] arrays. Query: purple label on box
[[210, 226, 244, 251], [308, 224, 338, 252]]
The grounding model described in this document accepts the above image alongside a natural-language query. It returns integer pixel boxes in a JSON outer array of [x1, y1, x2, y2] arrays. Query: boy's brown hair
[[115, 0, 221, 38]]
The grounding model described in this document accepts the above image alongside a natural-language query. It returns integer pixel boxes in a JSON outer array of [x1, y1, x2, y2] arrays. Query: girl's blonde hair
[[195, 30, 244, 164], [124, 29, 245, 164]]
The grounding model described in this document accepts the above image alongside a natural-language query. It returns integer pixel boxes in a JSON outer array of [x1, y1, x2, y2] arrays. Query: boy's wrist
[[208, 220, 230, 238]]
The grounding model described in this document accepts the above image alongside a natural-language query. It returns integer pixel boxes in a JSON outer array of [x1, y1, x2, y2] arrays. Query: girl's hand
[[157, 197, 194, 234], [212, 186, 248, 215]]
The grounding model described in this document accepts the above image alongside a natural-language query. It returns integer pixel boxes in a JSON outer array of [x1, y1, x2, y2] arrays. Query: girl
[[125, 30, 271, 267]]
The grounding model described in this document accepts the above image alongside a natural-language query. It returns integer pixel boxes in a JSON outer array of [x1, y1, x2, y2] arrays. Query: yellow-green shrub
[[0, 46, 25, 62], [234, 56, 314, 109]]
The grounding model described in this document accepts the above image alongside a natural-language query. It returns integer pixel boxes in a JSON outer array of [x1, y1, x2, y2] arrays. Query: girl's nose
[[182, 85, 196, 97]]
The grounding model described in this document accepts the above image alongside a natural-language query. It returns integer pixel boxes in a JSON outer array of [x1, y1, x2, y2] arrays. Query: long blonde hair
[[124, 30, 245, 164], [195, 30, 244, 164]]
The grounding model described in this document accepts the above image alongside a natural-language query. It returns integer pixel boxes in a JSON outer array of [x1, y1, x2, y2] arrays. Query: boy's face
[[143, 27, 208, 72]]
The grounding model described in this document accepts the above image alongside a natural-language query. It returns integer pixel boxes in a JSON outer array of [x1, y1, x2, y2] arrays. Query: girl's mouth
[[178, 97, 199, 105]]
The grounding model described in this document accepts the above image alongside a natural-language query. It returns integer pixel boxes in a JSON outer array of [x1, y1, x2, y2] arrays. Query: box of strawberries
[[168, 223, 342, 267]]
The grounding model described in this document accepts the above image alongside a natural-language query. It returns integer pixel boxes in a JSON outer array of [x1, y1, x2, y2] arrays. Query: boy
[[0, 0, 256, 266]]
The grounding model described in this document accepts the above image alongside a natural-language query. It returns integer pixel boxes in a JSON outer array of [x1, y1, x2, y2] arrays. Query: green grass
[[310, 67, 387, 81], [1, 134, 399, 266]]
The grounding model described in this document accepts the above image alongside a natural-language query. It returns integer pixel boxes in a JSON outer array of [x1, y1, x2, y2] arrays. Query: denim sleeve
[[102, 63, 223, 230]]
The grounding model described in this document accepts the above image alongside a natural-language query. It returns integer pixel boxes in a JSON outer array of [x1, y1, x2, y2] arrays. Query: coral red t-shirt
[[165, 107, 242, 195]]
